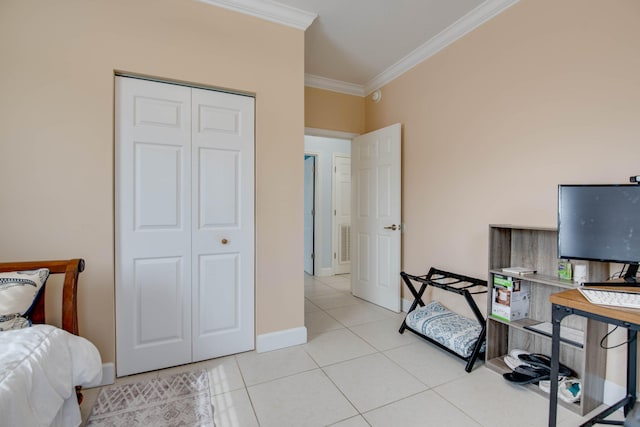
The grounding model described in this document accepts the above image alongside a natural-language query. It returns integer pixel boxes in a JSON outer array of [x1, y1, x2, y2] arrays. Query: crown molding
[[197, 0, 317, 30], [199, 0, 519, 96], [305, 127, 359, 139], [304, 74, 366, 97], [364, 0, 520, 94]]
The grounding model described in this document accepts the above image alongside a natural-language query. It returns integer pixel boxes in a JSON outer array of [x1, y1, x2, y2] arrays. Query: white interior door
[[304, 155, 315, 275], [333, 155, 351, 275], [351, 123, 401, 312], [115, 77, 193, 376], [191, 88, 254, 361]]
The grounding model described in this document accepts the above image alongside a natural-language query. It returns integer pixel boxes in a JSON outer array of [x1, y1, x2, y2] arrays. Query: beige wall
[[365, 0, 640, 386], [0, 0, 305, 365], [305, 86, 365, 134], [367, 0, 640, 279]]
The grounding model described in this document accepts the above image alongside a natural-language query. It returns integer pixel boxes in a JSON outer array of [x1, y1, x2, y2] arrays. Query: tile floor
[[81, 274, 622, 427]]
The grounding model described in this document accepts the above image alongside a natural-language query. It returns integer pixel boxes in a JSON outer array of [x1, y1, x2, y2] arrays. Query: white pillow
[[0, 268, 50, 317], [0, 313, 30, 331]]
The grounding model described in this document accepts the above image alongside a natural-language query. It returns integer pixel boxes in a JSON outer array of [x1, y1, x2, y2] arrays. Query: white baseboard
[[92, 362, 115, 388], [256, 326, 307, 353], [603, 379, 627, 409], [316, 268, 333, 277]]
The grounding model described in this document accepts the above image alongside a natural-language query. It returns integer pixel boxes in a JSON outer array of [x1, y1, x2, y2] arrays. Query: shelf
[[489, 224, 556, 232], [485, 357, 581, 413], [488, 316, 584, 348], [488, 316, 539, 330], [490, 269, 578, 289], [523, 321, 584, 348], [487, 225, 608, 416]]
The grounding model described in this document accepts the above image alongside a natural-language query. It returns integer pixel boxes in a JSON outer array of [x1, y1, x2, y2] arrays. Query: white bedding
[[0, 325, 102, 427]]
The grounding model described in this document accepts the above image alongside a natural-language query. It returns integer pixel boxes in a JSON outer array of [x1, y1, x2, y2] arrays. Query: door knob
[[383, 224, 398, 231], [221, 238, 229, 244]]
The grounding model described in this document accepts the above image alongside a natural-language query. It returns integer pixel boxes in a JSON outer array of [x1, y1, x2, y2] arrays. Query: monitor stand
[[624, 264, 639, 284], [583, 264, 639, 287]]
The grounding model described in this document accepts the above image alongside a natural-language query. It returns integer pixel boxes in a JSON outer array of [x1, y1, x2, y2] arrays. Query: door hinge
[[334, 209, 336, 215], [311, 253, 314, 259], [333, 252, 336, 259]]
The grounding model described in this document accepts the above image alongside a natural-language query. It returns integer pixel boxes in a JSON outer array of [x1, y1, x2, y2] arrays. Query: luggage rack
[[399, 267, 488, 372]]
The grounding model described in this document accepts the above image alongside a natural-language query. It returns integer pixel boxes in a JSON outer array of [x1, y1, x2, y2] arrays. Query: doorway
[[304, 124, 402, 312], [303, 135, 351, 278]]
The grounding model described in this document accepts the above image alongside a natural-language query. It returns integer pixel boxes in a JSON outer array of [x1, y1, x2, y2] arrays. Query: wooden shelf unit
[[486, 225, 609, 416]]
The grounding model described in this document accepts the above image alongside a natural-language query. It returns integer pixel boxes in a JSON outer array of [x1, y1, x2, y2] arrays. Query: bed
[[0, 259, 102, 427]]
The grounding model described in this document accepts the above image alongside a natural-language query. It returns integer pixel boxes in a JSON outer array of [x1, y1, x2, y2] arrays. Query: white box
[[491, 274, 530, 322]]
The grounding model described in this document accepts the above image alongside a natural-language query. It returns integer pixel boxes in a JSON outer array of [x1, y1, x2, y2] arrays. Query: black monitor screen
[[558, 184, 640, 265]]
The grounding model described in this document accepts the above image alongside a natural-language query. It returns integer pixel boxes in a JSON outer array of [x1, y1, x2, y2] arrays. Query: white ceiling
[[199, 0, 519, 95]]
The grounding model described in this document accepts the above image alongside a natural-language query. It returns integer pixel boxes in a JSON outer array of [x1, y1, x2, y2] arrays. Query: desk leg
[[578, 328, 638, 426], [549, 304, 570, 427], [627, 329, 638, 415]]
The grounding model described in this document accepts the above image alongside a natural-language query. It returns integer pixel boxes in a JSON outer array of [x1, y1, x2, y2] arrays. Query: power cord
[[600, 325, 637, 349], [609, 264, 640, 280], [598, 264, 639, 348]]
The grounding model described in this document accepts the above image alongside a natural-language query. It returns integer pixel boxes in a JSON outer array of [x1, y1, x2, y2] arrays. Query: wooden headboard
[[0, 259, 85, 335]]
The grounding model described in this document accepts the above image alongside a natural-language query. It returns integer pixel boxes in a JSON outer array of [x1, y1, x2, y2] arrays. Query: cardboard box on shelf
[[491, 274, 530, 322]]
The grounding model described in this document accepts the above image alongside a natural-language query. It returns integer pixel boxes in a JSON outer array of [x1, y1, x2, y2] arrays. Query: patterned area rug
[[86, 369, 214, 426]]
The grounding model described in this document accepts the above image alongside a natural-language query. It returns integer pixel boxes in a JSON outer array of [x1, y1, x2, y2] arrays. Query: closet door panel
[[135, 143, 183, 229], [198, 147, 239, 227], [197, 254, 239, 333], [116, 77, 192, 376], [191, 88, 254, 362], [135, 257, 185, 343]]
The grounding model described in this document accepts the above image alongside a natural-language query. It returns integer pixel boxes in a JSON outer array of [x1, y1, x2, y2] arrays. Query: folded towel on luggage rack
[[405, 300, 485, 358]]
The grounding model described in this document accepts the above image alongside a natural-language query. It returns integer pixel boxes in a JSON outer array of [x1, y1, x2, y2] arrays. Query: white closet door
[[116, 77, 255, 376], [191, 88, 254, 361], [115, 77, 193, 376]]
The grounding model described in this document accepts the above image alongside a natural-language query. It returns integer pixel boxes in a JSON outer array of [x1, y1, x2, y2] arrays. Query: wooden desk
[[549, 287, 640, 426]]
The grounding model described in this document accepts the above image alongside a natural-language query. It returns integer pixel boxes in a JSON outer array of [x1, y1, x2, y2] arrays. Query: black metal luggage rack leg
[[398, 267, 488, 372]]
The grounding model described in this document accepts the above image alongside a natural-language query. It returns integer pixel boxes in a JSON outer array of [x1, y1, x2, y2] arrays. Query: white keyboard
[[578, 287, 640, 309]]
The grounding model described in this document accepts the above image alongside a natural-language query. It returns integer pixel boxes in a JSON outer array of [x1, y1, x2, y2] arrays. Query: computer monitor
[[558, 184, 640, 283]]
